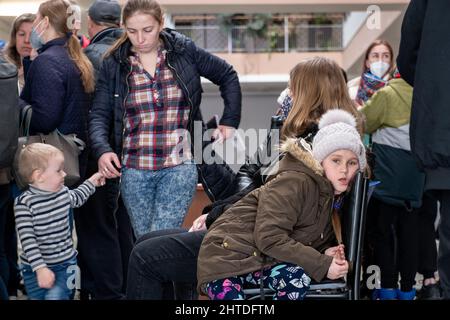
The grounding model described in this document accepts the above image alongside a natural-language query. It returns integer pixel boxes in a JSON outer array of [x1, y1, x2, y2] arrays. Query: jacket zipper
[[121, 63, 132, 162], [166, 51, 215, 201], [114, 62, 132, 206]]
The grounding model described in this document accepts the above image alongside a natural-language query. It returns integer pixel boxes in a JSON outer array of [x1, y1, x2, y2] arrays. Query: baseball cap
[[88, 0, 121, 25]]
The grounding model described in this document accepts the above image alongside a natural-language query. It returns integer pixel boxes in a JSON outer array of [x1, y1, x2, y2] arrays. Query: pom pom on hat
[[312, 109, 366, 171], [318, 109, 356, 129]]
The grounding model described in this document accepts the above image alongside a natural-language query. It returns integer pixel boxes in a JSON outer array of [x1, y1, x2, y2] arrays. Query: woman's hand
[[213, 125, 235, 143], [98, 152, 121, 178], [189, 214, 208, 232]]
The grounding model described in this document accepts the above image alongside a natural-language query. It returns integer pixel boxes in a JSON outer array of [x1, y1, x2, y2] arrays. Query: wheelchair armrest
[[308, 278, 346, 291]]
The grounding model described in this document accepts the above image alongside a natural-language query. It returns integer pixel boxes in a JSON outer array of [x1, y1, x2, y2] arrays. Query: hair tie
[[66, 31, 73, 38]]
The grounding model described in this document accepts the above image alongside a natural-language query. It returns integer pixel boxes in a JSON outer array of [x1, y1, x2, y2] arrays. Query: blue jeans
[[21, 256, 77, 300], [121, 163, 197, 238]]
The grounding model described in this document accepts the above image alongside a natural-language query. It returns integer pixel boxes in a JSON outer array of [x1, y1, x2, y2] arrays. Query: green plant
[[310, 14, 332, 25], [217, 14, 235, 33], [246, 14, 271, 38]]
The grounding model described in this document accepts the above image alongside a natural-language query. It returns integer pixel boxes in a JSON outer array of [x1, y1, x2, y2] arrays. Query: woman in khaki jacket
[[197, 110, 367, 300]]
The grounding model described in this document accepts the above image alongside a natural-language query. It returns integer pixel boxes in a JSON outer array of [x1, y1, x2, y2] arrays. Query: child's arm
[[68, 177, 99, 208], [14, 200, 47, 272]]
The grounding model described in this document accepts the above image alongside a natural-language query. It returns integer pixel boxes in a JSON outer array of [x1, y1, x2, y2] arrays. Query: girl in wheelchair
[[197, 109, 367, 300]]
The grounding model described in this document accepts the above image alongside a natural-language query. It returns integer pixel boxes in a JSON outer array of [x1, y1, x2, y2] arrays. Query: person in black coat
[[397, 0, 450, 299], [89, 0, 241, 239], [73, 0, 134, 300]]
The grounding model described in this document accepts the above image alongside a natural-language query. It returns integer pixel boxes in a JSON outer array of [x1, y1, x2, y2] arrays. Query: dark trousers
[[418, 192, 438, 279], [0, 277, 7, 300], [373, 198, 419, 292], [436, 191, 450, 298], [126, 228, 205, 300], [0, 183, 19, 297], [0, 184, 10, 289], [74, 155, 134, 300]]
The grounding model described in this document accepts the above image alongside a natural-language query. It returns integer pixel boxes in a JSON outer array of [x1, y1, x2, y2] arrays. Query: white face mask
[[370, 61, 390, 78]]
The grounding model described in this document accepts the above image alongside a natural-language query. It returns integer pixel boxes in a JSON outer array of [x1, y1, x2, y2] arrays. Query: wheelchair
[[243, 171, 370, 300]]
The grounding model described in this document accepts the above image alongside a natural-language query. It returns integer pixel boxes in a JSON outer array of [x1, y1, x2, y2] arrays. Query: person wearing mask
[[347, 40, 396, 107], [20, 0, 94, 174]]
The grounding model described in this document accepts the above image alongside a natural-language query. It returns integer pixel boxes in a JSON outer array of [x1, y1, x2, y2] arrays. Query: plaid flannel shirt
[[122, 48, 192, 170]]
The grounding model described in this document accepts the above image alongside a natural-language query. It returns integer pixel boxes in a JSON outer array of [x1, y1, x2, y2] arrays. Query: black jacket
[[397, 0, 450, 189], [89, 29, 241, 200], [204, 117, 319, 228], [21, 37, 91, 142], [84, 27, 123, 79]]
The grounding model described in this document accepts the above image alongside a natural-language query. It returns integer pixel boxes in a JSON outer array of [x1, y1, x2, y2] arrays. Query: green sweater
[[360, 78, 424, 208], [360, 78, 413, 150]]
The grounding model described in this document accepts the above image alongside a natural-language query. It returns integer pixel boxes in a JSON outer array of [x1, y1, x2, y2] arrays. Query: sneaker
[[396, 288, 416, 300], [418, 283, 441, 300], [372, 288, 397, 300]]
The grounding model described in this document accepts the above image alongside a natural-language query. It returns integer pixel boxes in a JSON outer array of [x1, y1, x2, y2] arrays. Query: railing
[[175, 24, 343, 53]]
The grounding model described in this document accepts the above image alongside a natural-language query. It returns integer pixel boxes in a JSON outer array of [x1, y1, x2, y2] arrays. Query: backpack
[[0, 56, 19, 168]]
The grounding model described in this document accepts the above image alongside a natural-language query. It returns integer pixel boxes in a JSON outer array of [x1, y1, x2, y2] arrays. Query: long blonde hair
[[281, 57, 360, 140], [107, 0, 164, 57], [38, 0, 94, 93]]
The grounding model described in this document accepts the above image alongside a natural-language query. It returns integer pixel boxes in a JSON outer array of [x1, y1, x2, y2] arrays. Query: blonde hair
[[281, 57, 360, 140], [107, 0, 164, 57], [5, 13, 36, 68], [18, 143, 63, 184], [38, 0, 95, 93]]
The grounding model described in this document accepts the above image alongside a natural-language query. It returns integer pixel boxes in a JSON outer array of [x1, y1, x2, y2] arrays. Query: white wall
[[343, 12, 368, 48]]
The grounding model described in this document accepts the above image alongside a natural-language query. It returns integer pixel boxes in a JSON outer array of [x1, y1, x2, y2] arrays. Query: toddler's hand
[[88, 172, 106, 187], [36, 267, 55, 289]]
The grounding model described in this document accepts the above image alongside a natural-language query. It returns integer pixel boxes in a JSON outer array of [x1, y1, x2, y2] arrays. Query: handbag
[[12, 105, 86, 189]]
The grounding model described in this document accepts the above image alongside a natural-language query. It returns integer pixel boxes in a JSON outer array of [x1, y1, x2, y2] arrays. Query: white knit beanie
[[312, 109, 366, 171]]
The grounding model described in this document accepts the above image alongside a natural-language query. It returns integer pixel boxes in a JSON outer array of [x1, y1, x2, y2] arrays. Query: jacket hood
[[280, 138, 324, 176], [112, 28, 187, 64], [91, 27, 123, 44], [160, 28, 188, 53]]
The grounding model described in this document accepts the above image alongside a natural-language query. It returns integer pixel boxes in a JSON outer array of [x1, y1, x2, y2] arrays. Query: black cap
[[88, 0, 121, 25]]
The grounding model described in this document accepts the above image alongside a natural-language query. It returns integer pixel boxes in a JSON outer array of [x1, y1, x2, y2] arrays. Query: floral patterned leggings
[[206, 262, 311, 300]]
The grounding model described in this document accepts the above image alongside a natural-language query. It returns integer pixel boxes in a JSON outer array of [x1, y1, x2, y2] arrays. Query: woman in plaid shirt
[[89, 0, 242, 239]]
